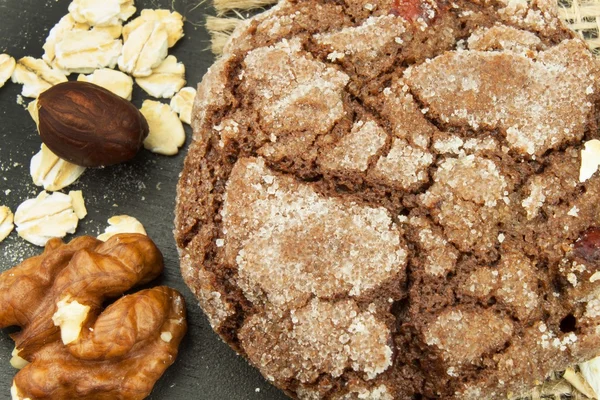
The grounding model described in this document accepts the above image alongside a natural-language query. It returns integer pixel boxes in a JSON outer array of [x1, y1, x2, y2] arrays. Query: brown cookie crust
[[175, 0, 600, 398]]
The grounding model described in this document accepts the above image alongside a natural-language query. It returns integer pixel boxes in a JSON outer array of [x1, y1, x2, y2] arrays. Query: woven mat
[[207, 0, 600, 56], [559, 0, 600, 55], [204, 0, 600, 399], [516, 369, 596, 399]]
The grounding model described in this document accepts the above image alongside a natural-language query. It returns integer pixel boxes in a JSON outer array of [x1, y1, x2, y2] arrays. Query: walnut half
[[0, 233, 187, 399]]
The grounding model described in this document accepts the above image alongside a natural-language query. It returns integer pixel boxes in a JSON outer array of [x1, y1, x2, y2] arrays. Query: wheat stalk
[[206, 16, 245, 53], [206, 16, 244, 32], [208, 31, 235, 55], [213, 0, 277, 15], [558, 0, 600, 53], [516, 368, 595, 400], [207, 0, 600, 56]]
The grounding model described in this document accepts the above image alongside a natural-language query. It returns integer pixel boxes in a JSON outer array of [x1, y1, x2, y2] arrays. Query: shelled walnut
[[0, 233, 187, 400]]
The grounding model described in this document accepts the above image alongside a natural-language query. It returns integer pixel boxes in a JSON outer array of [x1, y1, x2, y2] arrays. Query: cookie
[[174, 0, 600, 398]]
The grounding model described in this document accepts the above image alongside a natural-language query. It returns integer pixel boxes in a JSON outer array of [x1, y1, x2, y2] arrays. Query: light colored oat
[[169, 87, 196, 124], [0, 206, 14, 243], [135, 55, 185, 98], [140, 100, 185, 155], [68, 0, 135, 27], [53, 30, 122, 74], [97, 215, 146, 241], [579, 139, 600, 182], [30, 144, 86, 192], [13, 191, 80, 246], [118, 20, 169, 77], [92, 23, 123, 39], [579, 357, 600, 399], [0, 54, 16, 88], [11, 57, 67, 98], [562, 367, 597, 399], [27, 99, 39, 127], [68, 191, 87, 219], [77, 68, 133, 100], [42, 14, 90, 66], [122, 9, 184, 48]]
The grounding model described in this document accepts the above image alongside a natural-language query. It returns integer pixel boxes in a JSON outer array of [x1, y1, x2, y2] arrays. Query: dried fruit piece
[[0, 54, 16, 88], [30, 144, 86, 191], [13, 191, 82, 246], [136, 55, 185, 98], [77, 68, 133, 100], [38, 81, 149, 167], [574, 227, 600, 264], [68, 0, 136, 27], [53, 30, 122, 74], [170, 86, 196, 124], [10, 57, 67, 98], [0, 234, 187, 399], [123, 9, 184, 48], [580, 139, 600, 182], [118, 20, 169, 78], [390, 0, 426, 21], [0, 206, 14, 243], [42, 14, 90, 66], [140, 100, 185, 155], [97, 215, 146, 241]]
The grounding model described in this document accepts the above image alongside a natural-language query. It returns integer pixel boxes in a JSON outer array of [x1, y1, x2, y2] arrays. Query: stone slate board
[[0, 0, 287, 399]]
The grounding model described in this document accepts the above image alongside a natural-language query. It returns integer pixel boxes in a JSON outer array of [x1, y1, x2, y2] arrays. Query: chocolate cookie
[[174, 0, 600, 398]]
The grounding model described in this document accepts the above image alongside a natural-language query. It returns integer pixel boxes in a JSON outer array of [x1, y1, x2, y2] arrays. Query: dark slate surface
[[0, 1, 287, 399]]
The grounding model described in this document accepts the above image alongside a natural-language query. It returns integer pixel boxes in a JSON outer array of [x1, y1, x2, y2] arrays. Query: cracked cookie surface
[[175, 0, 600, 398]]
